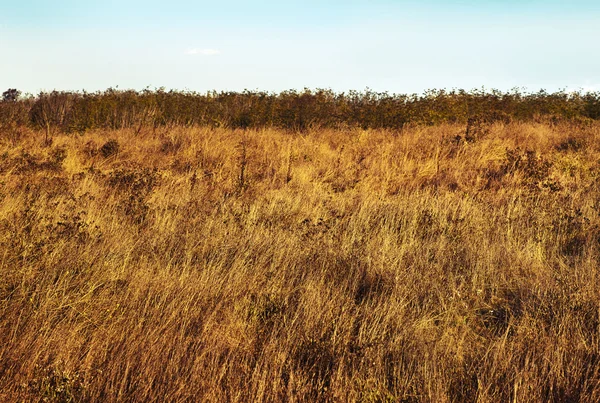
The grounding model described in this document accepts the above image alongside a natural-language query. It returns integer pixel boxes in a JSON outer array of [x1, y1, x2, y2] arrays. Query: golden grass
[[1, 121, 600, 402]]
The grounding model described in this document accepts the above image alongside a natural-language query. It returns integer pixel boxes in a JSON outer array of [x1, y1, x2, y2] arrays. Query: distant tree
[[2, 88, 20, 102], [30, 91, 74, 145]]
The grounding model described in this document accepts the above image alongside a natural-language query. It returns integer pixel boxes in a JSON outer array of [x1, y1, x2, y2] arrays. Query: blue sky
[[1, 0, 599, 94]]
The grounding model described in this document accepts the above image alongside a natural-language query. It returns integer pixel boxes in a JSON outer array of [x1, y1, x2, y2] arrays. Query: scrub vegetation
[[2, 88, 600, 402]]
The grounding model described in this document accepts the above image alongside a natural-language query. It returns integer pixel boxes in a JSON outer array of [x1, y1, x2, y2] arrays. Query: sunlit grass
[[1, 121, 600, 402]]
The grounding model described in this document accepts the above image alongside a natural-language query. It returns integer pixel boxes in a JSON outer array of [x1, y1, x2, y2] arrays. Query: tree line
[[2, 87, 600, 136]]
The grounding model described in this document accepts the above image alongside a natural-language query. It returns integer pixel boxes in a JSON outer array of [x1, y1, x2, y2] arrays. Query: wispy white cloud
[[185, 48, 221, 56], [581, 83, 600, 93], [572, 80, 600, 93], [566, 82, 600, 94]]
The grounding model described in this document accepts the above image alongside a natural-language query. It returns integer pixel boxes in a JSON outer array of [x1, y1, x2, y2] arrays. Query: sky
[[1, 0, 600, 95]]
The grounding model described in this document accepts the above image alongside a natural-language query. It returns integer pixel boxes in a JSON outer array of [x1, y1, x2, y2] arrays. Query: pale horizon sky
[[2, 0, 600, 95]]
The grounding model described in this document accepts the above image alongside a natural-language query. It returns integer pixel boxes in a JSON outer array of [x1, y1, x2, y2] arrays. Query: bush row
[[2, 87, 600, 133]]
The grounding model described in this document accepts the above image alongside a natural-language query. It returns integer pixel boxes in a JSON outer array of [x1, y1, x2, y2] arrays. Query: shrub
[[100, 139, 120, 158]]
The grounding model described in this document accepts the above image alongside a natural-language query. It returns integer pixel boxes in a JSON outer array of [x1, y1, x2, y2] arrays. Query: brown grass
[[1, 121, 600, 402]]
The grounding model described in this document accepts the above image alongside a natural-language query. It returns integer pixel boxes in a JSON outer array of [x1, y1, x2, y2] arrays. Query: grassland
[[1, 120, 600, 402]]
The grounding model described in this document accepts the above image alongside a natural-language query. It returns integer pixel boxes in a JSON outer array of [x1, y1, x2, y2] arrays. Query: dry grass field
[[1, 121, 600, 402]]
